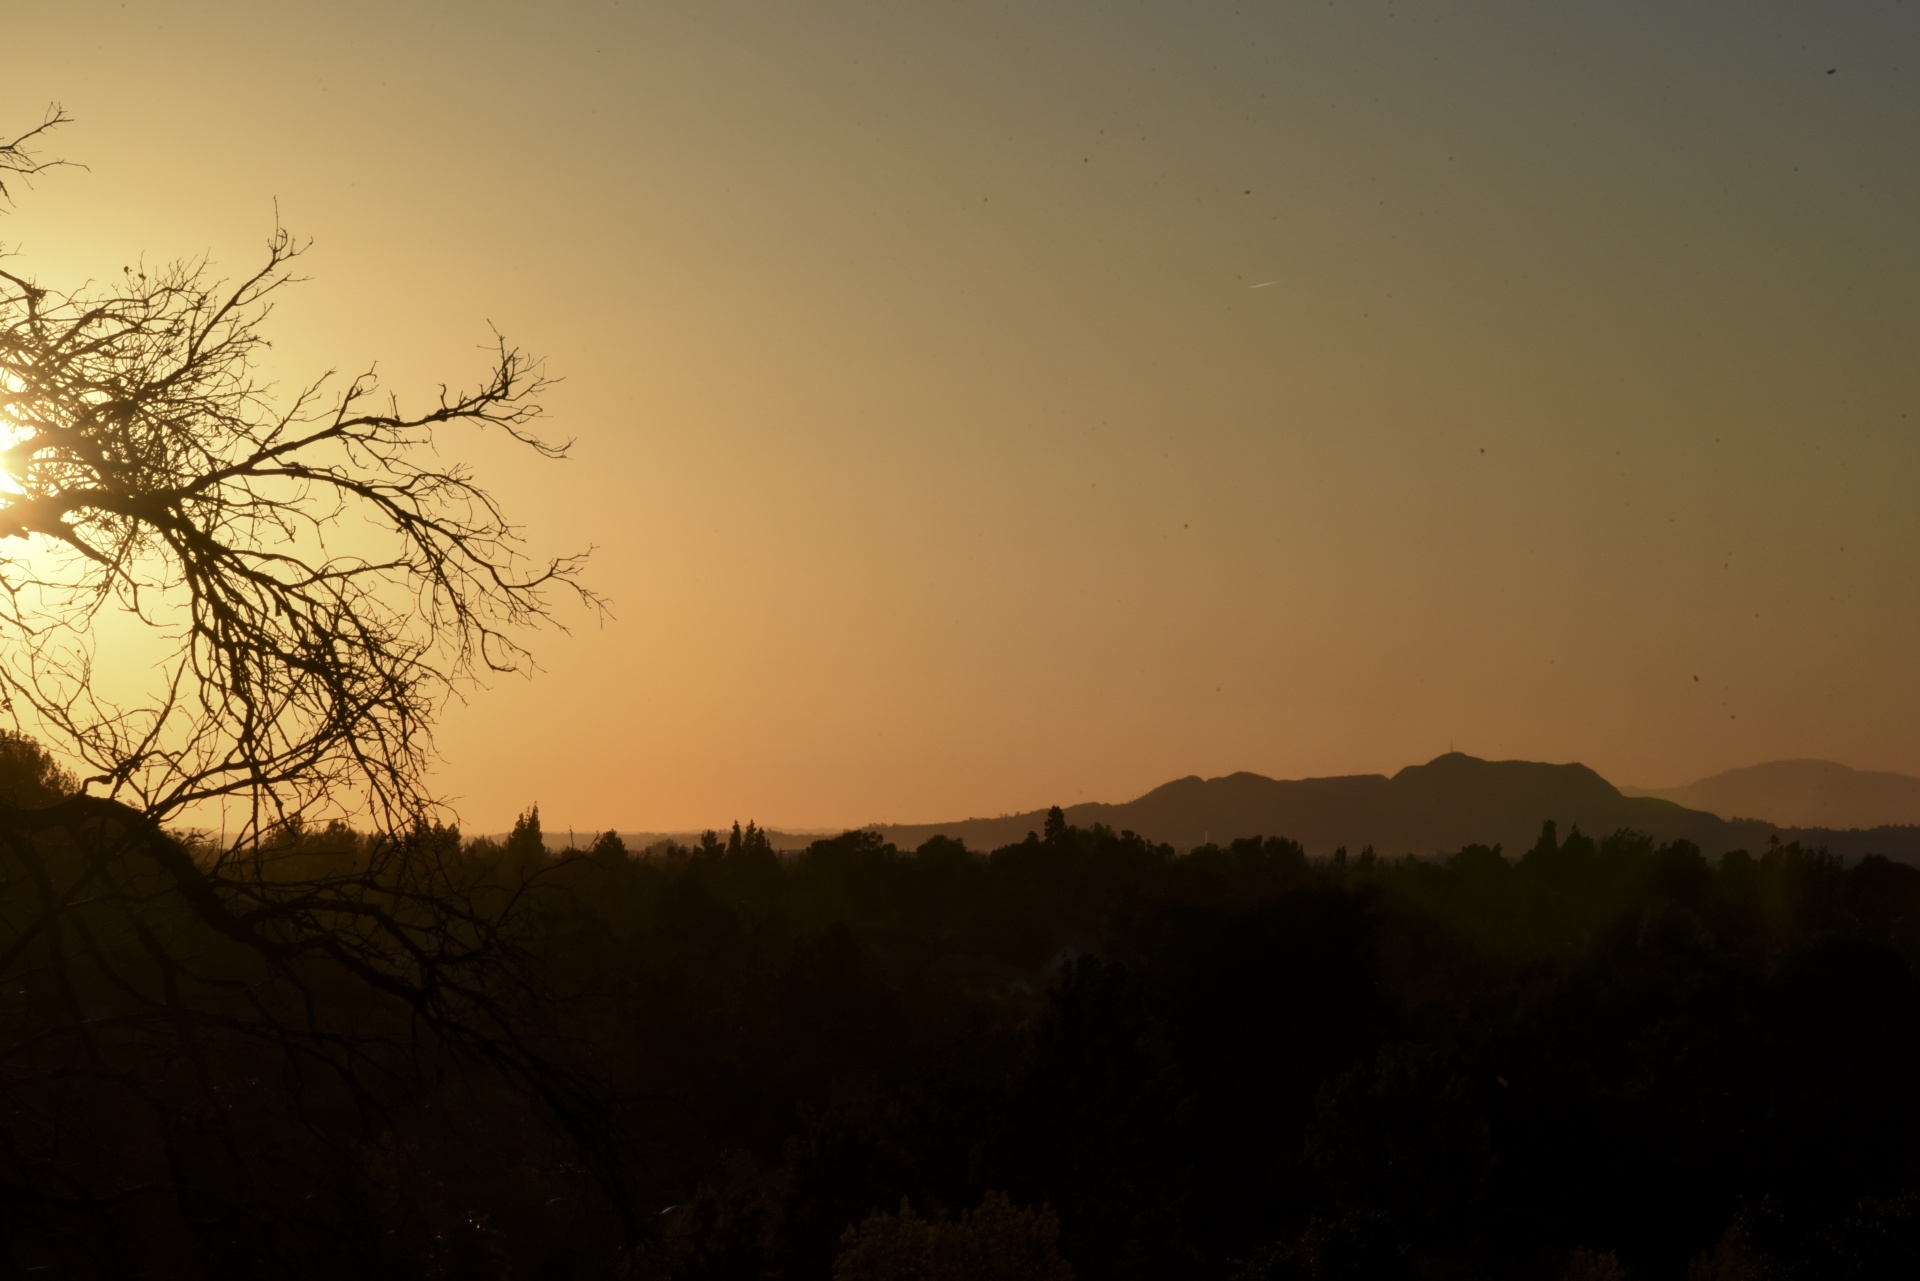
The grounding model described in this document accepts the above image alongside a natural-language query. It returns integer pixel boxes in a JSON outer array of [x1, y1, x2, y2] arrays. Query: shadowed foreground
[[11, 783, 1920, 1279]]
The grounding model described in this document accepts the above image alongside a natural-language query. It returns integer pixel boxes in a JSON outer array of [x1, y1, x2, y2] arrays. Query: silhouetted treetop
[[0, 112, 599, 841], [0, 113, 618, 1277]]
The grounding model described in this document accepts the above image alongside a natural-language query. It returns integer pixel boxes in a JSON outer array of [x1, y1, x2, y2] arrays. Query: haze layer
[[9, 1, 1917, 829]]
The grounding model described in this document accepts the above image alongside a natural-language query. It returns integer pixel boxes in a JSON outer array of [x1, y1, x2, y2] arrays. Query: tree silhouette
[[0, 111, 615, 1271], [0, 118, 597, 838]]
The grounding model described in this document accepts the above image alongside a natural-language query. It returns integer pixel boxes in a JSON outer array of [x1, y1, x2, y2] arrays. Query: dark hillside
[[22, 792, 1920, 1277], [875, 753, 1920, 865]]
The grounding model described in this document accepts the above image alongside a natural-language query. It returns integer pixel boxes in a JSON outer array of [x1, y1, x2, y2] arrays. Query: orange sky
[[8, 2, 1918, 832]]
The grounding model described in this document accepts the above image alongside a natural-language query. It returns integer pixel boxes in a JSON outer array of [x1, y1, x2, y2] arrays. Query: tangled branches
[[0, 113, 598, 843], [0, 106, 68, 205], [0, 113, 624, 1271]]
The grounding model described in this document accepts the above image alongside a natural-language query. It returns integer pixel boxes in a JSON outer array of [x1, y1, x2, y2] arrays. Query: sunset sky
[[9, 1, 1917, 832]]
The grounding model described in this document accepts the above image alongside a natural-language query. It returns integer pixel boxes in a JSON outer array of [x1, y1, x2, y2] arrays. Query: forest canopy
[[189, 807, 1920, 1280]]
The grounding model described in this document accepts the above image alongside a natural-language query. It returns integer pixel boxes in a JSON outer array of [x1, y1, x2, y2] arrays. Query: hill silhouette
[[874, 752, 1920, 863], [1623, 758, 1920, 830]]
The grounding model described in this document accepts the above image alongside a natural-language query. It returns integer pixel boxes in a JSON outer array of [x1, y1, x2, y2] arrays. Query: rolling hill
[[1622, 759, 1920, 830], [872, 752, 1920, 864]]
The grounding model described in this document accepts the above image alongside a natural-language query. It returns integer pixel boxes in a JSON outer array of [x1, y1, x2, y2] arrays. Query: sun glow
[[0, 369, 30, 498]]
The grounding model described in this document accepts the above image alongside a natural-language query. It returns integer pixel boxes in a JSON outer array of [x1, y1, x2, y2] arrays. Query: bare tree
[[0, 114, 599, 844], [0, 111, 622, 1272]]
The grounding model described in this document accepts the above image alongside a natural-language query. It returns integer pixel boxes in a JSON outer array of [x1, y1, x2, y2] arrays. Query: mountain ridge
[[870, 753, 1920, 865], [1622, 758, 1920, 830]]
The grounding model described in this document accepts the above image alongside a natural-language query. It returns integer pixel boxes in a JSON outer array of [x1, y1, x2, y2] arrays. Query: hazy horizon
[[510, 752, 1920, 841], [13, 1, 1918, 831]]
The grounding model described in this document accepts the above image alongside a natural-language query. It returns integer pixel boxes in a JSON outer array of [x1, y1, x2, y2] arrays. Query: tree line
[[515, 807, 1920, 1281], [16, 767, 1914, 1278]]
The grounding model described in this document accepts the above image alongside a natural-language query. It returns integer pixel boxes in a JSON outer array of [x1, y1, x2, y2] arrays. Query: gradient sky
[[8, 1, 1918, 832]]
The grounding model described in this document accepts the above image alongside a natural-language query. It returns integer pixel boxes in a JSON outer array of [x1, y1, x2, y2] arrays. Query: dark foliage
[[386, 811, 1920, 1281], [13, 784, 1920, 1278]]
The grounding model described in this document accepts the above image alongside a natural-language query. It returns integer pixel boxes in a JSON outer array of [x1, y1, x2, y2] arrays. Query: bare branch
[[0, 213, 603, 842], [0, 110, 628, 1267], [0, 105, 75, 206]]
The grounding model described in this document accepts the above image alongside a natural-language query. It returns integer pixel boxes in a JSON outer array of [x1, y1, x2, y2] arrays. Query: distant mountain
[[1622, 759, 1920, 831], [872, 753, 1920, 865]]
